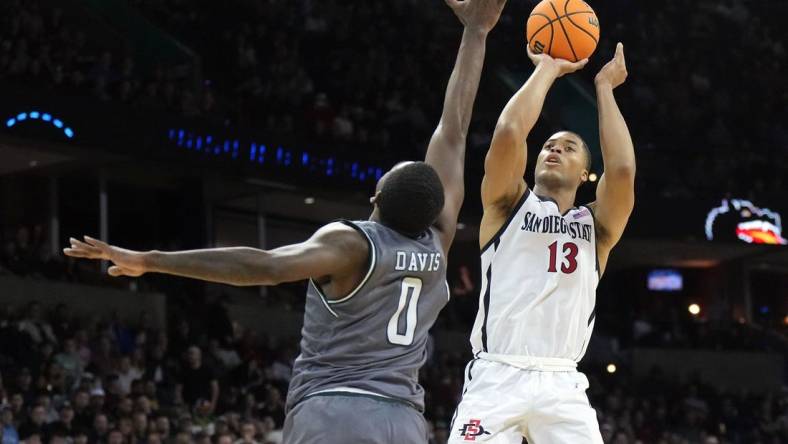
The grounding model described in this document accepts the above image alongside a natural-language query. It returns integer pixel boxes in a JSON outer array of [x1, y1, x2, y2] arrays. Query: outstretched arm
[[481, 48, 588, 211], [425, 0, 507, 250], [63, 223, 368, 288], [590, 43, 636, 272]]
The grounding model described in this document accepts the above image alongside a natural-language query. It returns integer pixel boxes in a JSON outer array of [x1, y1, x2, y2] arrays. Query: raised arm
[[63, 223, 368, 290], [481, 48, 588, 211], [478, 48, 586, 247], [590, 43, 636, 271], [425, 0, 507, 250]]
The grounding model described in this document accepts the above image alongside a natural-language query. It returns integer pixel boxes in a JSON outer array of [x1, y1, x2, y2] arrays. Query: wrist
[[594, 78, 613, 90], [141, 250, 160, 273], [463, 26, 489, 38], [535, 61, 561, 78]]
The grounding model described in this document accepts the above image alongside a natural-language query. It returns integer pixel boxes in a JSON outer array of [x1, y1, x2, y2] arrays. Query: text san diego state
[[521, 212, 593, 242]]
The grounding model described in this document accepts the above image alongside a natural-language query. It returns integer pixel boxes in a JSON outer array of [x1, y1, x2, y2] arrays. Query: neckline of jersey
[[535, 193, 577, 217]]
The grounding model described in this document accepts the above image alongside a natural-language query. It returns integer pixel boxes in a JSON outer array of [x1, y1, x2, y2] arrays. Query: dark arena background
[[1, 0, 787, 443]]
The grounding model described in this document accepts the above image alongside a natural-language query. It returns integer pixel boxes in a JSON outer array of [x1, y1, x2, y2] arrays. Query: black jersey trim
[[324, 220, 377, 305], [536, 193, 577, 216], [300, 391, 421, 412], [467, 358, 479, 381], [573, 308, 597, 362], [480, 188, 531, 253], [480, 252, 495, 352], [450, 358, 480, 432], [582, 204, 601, 277]]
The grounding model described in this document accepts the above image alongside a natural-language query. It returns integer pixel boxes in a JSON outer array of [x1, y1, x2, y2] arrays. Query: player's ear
[[370, 191, 381, 205], [580, 169, 589, 184]]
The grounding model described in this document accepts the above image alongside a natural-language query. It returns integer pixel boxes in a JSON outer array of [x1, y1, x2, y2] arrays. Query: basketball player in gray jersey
[[64, 1, 507, 442]]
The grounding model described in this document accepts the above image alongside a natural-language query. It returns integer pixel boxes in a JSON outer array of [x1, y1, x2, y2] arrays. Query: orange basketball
[[526, 0, 600, 62]]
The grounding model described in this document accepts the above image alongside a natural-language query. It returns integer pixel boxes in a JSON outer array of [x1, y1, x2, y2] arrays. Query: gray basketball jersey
[[286, 220, 449, 413]]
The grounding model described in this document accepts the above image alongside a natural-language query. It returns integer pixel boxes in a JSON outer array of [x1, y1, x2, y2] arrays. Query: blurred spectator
[[1, 406, 19, 444], [175, 346, 219, 413], [115, 355, 143, 395], [91, 413, 109, 443], [54, 338, 83, 389], [17, 404, 46, 441], [18, 302, 57, 346], [234, 421, 259, 444]]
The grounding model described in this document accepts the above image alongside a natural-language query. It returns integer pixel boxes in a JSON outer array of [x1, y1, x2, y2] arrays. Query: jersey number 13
[[547, 241, 578, 274]]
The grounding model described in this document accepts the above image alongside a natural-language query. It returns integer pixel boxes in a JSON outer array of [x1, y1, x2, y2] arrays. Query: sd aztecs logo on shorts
[[459, 419, 491, 441]]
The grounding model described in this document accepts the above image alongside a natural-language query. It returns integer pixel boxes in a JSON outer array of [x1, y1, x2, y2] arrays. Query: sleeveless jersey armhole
[[480, 188, 531, 253], [307, 220, 377, 312], [325, 220, 377, 305]]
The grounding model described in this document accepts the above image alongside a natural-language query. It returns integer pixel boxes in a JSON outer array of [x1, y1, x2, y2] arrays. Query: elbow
[[606, 162, 636, 182], [492, 121, 522, 146], [234, 253, 282, 287], [258, 260, 285, 286], [433, 123, 466, 147], [494, 120, 517, 137]]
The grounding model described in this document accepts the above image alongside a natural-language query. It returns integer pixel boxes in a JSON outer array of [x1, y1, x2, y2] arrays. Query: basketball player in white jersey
[[448, 43, 634, 443]]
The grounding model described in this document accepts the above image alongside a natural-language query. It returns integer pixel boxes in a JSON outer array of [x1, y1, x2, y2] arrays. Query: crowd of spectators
[[0, 224, 123, 287], [0, 300, 296, 444], [130, 0, 462, 158], [2, 0, 787, 200], [130, 0, 788, 201], [0, 300, 785, 444], [0, 224, 53, 279], [0, 0, 213, 118], [582, 0, 788, 200]]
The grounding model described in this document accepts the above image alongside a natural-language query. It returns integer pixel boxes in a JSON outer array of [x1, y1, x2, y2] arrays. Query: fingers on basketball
[[526, 0, 599, 62]]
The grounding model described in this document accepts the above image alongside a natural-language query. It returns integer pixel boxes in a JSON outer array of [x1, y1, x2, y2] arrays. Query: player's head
[[372, 161, 445, 236], [534, 131, 591, 190]]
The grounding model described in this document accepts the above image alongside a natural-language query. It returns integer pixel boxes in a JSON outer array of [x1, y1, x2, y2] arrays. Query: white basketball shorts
[[448, 358, 603, 444]]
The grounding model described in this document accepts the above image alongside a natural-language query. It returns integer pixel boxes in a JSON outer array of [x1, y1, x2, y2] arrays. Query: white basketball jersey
[[470, 189, 599, 362]]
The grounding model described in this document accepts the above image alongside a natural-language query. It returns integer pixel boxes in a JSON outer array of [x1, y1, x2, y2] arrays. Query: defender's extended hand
[[527, 44, 588, 78], [64, 236, 147, 277], [595, 42, 628, 89], [445, 0, 508, 33]]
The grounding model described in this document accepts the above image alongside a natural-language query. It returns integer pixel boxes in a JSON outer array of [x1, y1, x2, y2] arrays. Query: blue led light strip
[[170, 128, 385, 183], [5, 111, 75, 139]]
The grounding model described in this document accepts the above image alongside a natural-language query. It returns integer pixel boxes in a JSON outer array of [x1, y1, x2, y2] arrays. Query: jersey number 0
[[387, 277, 422, 345]]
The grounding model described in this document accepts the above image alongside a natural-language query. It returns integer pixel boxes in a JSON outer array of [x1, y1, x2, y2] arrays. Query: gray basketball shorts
[[283, 394, 428, 444]]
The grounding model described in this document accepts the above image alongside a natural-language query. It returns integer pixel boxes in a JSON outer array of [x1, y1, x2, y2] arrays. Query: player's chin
[[537, 168, 563, 180], [536, 169, 569, 188]]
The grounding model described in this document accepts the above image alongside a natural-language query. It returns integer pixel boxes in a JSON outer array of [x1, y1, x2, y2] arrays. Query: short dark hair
[[376, 162, 444, 236]]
